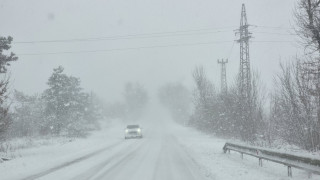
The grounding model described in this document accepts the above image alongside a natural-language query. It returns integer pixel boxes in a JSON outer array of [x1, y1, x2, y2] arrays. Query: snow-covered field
[[1, 116, 319, 180]]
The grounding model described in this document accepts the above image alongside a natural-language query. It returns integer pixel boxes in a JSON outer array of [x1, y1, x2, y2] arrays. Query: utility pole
[[235, 3, 253, 141], [217, 59, 228, 93]]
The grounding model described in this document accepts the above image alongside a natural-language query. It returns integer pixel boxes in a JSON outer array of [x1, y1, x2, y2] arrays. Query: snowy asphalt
[[21, 123, 209, 180]]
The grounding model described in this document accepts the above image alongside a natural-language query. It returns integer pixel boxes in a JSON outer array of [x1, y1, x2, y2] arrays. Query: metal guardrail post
[[259, 158, 262, 167], [288, 166, 292, 177], [223, 145, 227, 153]]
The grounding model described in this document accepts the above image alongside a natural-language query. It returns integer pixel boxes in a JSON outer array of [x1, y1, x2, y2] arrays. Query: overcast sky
[[0, 0, 300, 102]]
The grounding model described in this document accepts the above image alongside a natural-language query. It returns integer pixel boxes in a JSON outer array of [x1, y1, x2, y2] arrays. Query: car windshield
[[127, 125, 139, 129]]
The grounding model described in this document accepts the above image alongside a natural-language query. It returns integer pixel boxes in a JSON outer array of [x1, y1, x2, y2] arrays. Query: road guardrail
[[223, 142, 320, 178]]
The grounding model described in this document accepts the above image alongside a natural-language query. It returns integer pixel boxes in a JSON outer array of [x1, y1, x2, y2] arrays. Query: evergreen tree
[[43, 66, 88, 137], [0, 36, 18, 141]]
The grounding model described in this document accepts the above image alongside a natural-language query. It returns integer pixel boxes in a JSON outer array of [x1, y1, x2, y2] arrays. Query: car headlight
[[125, 129, 128, 133], [137, 129, 141, 133]]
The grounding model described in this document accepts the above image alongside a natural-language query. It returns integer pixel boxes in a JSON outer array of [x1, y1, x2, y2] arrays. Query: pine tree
[[0, 36, 18, 141], [43, 66, 88, 137]]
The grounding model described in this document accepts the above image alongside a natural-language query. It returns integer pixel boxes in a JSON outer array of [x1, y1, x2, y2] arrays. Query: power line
[[14, 30, 296, 44], [253, 31, 297, 36], [251, 40, 295, 43], [17, 40, 296, 56], [14, 27, 236, 44], [253, 25, 294, 30], [17, 40, 234, 56], [12, 25, 298, 45]]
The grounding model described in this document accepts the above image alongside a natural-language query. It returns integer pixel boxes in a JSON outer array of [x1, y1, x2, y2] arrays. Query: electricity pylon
[[217, 59, 228, 93], [236, 3, 252, 100], [235, 3, 254, 141]]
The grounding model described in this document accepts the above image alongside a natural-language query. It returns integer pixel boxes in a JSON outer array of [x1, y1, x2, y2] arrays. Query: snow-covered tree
[[270, 61, 320, 150], [189, 66, 265, 141], [0, 36, 18, 141], [189, 66, 217, 132], [43, 66, 92, 137], [233, 72, 265, 142], [10, 90, 45, 137]]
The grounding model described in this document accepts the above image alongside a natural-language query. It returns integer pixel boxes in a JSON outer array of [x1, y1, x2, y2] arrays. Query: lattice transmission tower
[[235, 4, 255, 140], [217, 59, 228, 93], [236, 4, 252, 102]]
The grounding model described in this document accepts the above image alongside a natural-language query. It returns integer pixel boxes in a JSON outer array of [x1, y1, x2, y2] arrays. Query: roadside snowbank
[[170, 122, 320, 180]]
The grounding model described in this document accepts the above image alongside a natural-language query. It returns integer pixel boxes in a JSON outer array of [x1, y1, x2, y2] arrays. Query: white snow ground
[[1, 114, 319, 180]]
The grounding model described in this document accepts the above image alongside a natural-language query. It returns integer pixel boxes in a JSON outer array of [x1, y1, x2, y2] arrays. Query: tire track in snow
[[89, 139, 146, 180], [71, 139, 145, 180], [22, 140, 124, 180]]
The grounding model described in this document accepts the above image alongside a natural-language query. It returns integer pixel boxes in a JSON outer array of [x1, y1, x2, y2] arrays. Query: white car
[[125, 125, 143, 139]]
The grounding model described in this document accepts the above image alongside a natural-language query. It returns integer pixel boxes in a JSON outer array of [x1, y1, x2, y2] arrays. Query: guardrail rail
[[223, 142, 320, 178]]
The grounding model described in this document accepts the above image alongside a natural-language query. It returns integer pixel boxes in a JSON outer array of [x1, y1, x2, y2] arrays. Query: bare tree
[[189, 66, 265, 141], [294, 1, 320, 150], [295, 0, 320, 54], [233, 71, 265, 142], [270, 61, 320, 150], [189, 66, 216, 132]]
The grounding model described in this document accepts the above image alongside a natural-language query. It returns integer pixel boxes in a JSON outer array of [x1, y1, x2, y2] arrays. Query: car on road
[[125, 125, 143, 139]]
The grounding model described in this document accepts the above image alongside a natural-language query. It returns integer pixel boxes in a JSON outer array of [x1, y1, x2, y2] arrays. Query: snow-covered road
[[21, 120, 209, 180], [2, 114, 319, 180]]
